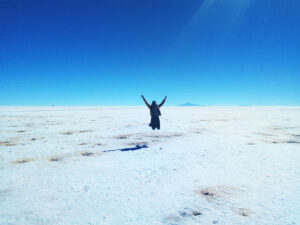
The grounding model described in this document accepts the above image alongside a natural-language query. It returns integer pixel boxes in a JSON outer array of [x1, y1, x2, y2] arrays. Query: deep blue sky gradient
[[0, 0, 299, 105]]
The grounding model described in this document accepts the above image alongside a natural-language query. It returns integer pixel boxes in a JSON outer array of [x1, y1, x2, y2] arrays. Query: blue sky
[[0, 0, 299, 105]]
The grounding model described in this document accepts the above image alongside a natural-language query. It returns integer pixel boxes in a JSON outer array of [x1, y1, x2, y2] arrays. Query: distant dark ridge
[[178, 102, 200, 106]]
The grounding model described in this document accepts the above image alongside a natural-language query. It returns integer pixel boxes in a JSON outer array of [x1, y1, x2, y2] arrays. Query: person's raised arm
[[141, 95, 150, 108], [159, 96, 167, 108]]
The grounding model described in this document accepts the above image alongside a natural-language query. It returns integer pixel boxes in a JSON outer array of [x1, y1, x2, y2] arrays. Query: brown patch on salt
[[49, 157, 61, 162], [270, 126, 299, 131], [16, 130, 26, 133], [62, 131, 73, 135], [79, 130, 93, 133], [199, 119, 228, 122], [232, 207, 253, 217], [128, 142, 148, 146], [286, 140, 300, 144], [191, 128, 209, 134], [192, 211, 202, 216], [254, 132, 276, 137], [199, 189, 217, 199], [196, 185, 243, 201], [46, 150, 103, 163], [114, 134, 132, 139], [145, 133, 183, 139], [12, 158, 34, 164], [47, 152, 75, 162], [112, 132, 183, 142], [30, 137, 45, 141], [0, 141, 16, 146], [265, 139, 300, 144], [81, 152, 94, 156], [165, 209, 202, 224]]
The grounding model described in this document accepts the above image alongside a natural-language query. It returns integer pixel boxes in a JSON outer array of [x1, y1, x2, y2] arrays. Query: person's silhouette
[[141, 95, 167, 130]]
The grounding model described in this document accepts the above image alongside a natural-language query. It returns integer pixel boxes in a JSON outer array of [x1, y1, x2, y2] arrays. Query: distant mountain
[[178, 102, 200, 106]]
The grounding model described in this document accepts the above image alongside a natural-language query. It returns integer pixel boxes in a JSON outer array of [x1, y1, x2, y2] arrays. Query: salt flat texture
[[1, 106, 300, 225]]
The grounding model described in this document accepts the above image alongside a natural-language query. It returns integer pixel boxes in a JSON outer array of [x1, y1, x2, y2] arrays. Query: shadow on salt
[[103, 144, 148, 153]]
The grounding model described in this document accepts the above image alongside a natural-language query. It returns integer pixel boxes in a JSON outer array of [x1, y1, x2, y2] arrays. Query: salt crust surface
[[0, 106, 300, 225]]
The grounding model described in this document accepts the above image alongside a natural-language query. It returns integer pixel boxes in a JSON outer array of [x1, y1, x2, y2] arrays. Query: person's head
[[151, 101, 157, 108]]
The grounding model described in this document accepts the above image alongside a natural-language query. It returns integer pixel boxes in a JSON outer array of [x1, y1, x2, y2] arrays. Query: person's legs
[[150, 116, 155, 129], [149, 116, 160, 130], [153, 116, 160, 130], [149, 117, 153, 127]]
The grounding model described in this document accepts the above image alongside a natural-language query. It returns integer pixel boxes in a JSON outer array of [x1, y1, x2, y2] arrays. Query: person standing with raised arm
[[141, 95, 167, 130]]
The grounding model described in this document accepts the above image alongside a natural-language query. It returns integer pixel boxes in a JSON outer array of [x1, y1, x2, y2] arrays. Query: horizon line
[[0, 105, 300, 107]]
